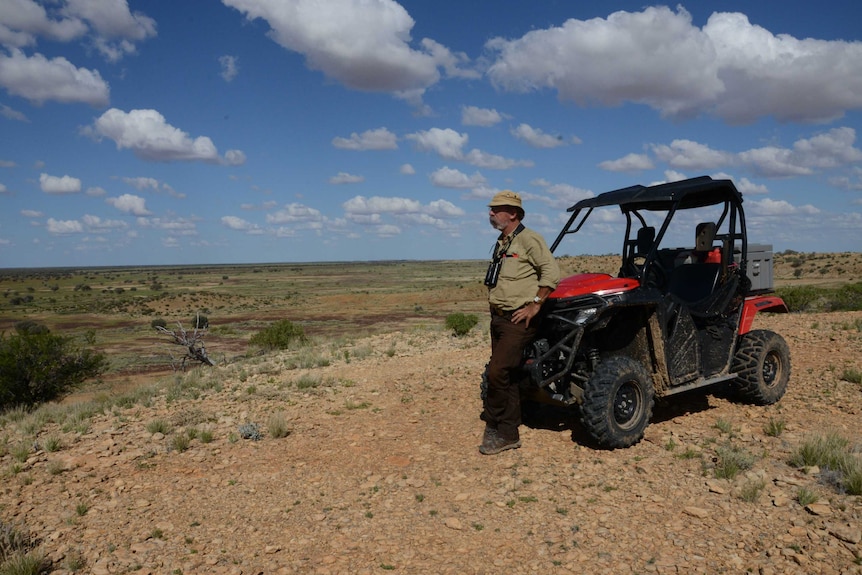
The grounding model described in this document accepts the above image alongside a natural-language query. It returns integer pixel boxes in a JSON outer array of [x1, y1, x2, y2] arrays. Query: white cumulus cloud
[[222, 0, 442, 95], [406, 128, 532, 170], [82, 214, 127, 231], [486, 5, 862, 124], [221, 215, 263, 234], [40, 172, 81, 193], [425, 199, 465, 218], [86, 108, 245, 164], [511, 124, 567, 149], [0, 0, 157, 61], [342, 194, 464, 236], [105, 193, 150, 215], [332, 127, 398, 150], [122, 176, 159, 191], [343, 195, 422, 215], [598, 153, 654, 172], [0, 49, 109, 106], [329, 172, 364, 184], [461, 105, 504, 127], [219, 55, 239, 82], [406, 128, 467, 160], [650, 140, 735, 170], [266, 203, 324, 225], [46, 217, 83, 234], [429, 166, 486, 189]]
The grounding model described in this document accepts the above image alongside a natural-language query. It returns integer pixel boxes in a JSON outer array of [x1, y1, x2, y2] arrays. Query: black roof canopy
[[570, 176, 743, 212]]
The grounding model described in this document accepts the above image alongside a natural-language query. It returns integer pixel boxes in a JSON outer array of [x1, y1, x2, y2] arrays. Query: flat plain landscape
[[1, 253, 861, 574]]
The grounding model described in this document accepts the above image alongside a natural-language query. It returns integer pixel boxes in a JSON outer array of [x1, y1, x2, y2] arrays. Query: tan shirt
[[488, 226, 561, 311]]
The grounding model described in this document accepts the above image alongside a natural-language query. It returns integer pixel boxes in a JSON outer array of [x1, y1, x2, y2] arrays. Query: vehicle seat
[[668, 263, 739, 317], [620, 226, 655, 278], [668, 263, 722, 303]]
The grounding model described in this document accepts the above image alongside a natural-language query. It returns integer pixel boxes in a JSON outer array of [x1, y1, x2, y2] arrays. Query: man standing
[[481, 190, 561, 455]]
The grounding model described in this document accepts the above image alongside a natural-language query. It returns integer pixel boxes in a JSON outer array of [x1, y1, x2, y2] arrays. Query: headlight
[[574, 307, 599, 325]]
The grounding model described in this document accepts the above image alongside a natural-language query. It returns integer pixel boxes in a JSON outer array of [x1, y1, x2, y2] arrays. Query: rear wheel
[[731, 330, 790, 405], [580, 356, 655, 449]]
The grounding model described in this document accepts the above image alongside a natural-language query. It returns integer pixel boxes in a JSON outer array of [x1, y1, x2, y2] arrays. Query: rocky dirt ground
[[2, 310, 862, 575]]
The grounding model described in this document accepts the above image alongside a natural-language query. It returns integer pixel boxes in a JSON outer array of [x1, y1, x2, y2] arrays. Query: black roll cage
[[549, 176, 749, 284]]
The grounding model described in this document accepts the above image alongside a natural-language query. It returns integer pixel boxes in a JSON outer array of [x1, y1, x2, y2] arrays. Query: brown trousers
[[481, 312, 537, 440]]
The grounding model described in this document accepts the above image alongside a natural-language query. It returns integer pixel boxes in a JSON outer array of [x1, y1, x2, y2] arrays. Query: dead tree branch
[[156, 317, 215, 371]]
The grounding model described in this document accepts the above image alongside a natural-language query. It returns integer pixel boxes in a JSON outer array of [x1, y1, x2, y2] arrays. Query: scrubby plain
[[1, 253, 861, 574]]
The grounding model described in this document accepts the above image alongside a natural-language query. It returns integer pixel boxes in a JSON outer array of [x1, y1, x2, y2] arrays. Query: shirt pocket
[[499, 254, 519, 279]]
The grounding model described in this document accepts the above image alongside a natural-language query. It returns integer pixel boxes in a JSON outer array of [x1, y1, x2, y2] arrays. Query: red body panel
[[739, 295, 789, 334], [550, 273, 640, 299]]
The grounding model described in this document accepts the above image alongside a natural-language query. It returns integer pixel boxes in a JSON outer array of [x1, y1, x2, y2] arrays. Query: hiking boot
[[481, 425, 497, 445], [479, 433, 521, 455]]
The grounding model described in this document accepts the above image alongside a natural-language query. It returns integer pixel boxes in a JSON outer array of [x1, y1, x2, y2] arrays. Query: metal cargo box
[[746, 244, 774, 292]]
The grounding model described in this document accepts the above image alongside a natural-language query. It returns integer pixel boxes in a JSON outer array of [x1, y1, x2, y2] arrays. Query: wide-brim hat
[[488, 190, 522, 209]]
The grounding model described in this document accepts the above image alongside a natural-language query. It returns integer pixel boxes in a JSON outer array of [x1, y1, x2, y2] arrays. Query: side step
[[660, 372, 737, 397]]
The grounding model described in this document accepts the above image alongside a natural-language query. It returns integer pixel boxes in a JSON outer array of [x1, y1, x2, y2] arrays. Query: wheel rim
[[762, 350, 781, 388], [613, 381, 643, 430]]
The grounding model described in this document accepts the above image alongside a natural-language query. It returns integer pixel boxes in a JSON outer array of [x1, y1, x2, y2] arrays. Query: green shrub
[[191, 314, 209, 329], [840, 367, 862, 385], [150, 318, 167, 330], [776, 282, 862, 312], [796, 486, 819, 506], [789, 432, 850, 469], [41, 435, 62, 453], [145, 419, 171, 435], [775, 286, 823, 312], [763, 418, 786, 437], [13, 322, 48, 336], [0, 328, 107, 409], [830, 282, 862, 311], [445, 313, 479, 337], [789, 432, 862, 495], [249, 320, 308, 351], [737, 478, 766, 502], [267, 412, 290, 439], [0, 521, 46, 575], [171, 434, 190, 453], [843, 461, 862, 496], [0, 551, 47, 575], [713, 444, 756, 480], [0, 521, 29, 561]]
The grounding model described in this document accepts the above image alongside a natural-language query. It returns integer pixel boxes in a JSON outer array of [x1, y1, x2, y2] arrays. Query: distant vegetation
[[249, 319, 309, 351], [775, 250, 862, 279], [0, 256, 859, 398]]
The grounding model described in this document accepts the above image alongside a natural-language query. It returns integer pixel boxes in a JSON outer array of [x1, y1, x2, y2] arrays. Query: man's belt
[[490, 304, 522, 318]]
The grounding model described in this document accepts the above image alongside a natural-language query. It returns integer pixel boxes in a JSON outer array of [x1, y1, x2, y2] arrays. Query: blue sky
[[1, 0, 861, 268]]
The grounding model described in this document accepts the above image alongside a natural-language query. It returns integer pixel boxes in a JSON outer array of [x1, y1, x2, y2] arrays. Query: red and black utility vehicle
[[507, 176, 791, 448]]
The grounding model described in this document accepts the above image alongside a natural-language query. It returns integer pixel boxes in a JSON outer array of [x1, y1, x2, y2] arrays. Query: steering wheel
[[643, 263, 667, 289]]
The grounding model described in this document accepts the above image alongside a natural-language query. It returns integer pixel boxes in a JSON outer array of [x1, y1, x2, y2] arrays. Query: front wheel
[[580, 356, 655, 449], [731, 330, 790, 405]]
